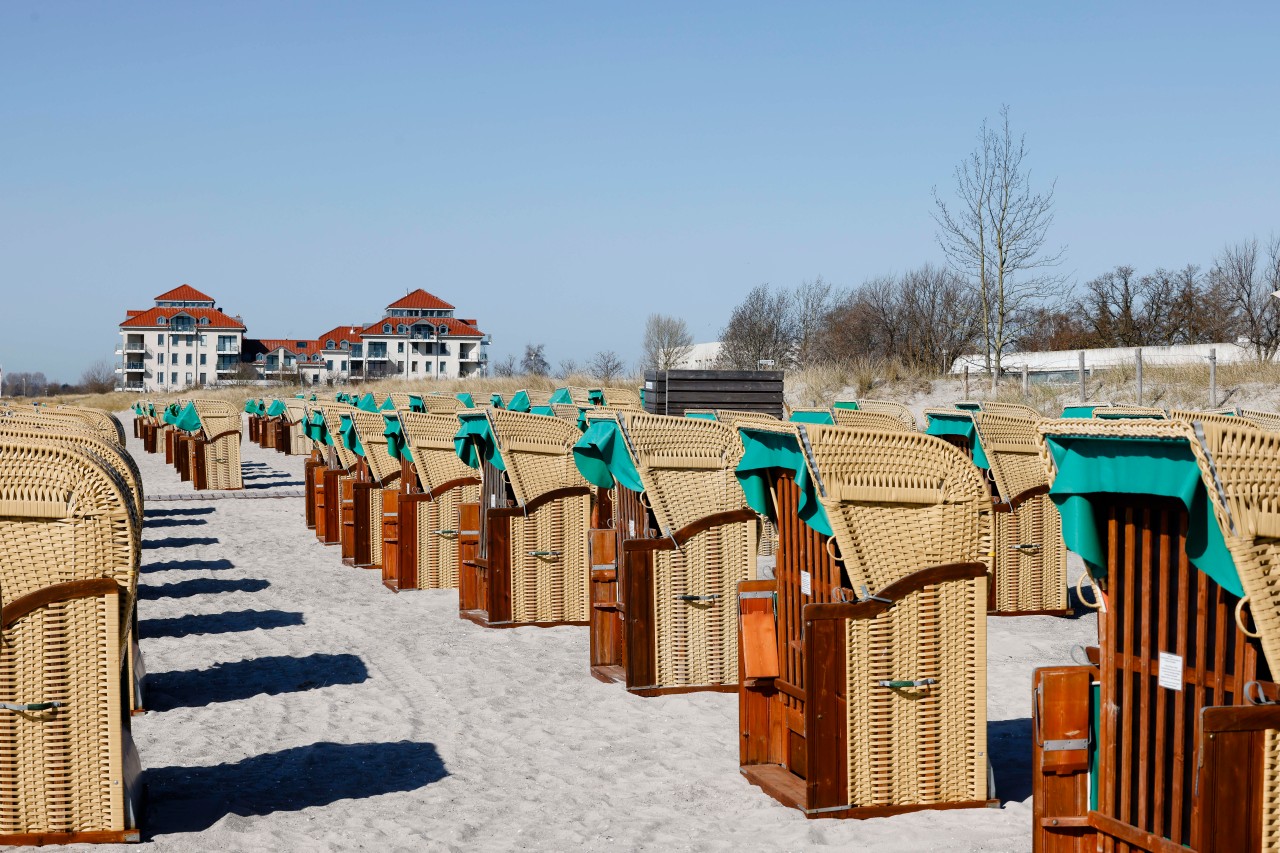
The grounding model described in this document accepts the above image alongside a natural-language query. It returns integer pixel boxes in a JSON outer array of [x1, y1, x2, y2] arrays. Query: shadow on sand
[[989, 717, 1032, 804], [145, 507, 216, 518], [141, 609, 304, 639], [142, 536, 219, 550], [144, 741, 447, 835], [142, 558, 236, 574], [145, 653, 367, 710], [145, 517, 209, 529], [138, 577, 270, 601], [243, 480, 305, 490]]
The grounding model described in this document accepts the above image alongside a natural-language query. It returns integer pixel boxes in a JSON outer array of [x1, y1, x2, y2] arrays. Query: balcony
[[120, 382, 145, 392], [123, 362, 146, 372], [216, 344, 241, 354]]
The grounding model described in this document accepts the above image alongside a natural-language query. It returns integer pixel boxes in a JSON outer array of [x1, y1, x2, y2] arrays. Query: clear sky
[[2, 2, 1277, 381]]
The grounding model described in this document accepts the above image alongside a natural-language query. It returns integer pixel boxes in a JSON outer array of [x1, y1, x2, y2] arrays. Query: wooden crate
[[642, 369, 784, 418]]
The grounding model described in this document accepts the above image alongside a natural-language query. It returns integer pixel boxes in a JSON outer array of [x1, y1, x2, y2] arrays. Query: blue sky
[[3, 2, 1277, 380]]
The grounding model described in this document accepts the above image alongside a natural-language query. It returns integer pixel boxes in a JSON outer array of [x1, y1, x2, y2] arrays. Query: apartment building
[[117, 285, 247, 392]]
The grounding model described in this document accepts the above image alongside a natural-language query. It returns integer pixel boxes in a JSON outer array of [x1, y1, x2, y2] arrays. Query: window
[[397, 342, 404, 353], [296, 342, 307, 349], [170, 334, 179, 345], [340, 360, 347, 371], [340, 341, 349, 350], [424, 362, 432, 373], [326, 340, 335, 349], [186, 335, 194, 345], [158, 353, 165, 364], [157, 316, 167, 325], [171, 372, 177, 384], [158, 374, 165, 385], [200, 317, 209, 326], [199, 354, 206, 365], [185, 372, 193, 384], [397, 324, 407, 334], [199, 373, 206, 384], [326, 360, 333, 370], [157, 334, 164, 344], [383, 324, 391, 334], [185, 354, 193, 365], [411, 361, 418, 373], [199, 334, 207, 344]]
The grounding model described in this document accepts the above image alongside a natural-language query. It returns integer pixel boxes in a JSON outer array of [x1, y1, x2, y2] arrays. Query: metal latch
[[677, 594, 721, 603]]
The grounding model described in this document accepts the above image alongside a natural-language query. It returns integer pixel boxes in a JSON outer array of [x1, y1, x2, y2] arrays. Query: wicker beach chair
[[347, 410, 404, 571], [312, 404, 361, 549], [573, 411, 759, 693], [390, 412, 482, 592], [188, 400, 243, 490], [829, 408, 916, 432], [454, 408, 592, 627], [55, 406, 126, 445], [598, 387, 642, 409], [735, 423, 992, 818], [1238, 407, 1280, 432], [834, 399, 919, 430], [1093, 404, 1168, 419], [1030, 416, 1280, 852], [0, 437, 142, 843]]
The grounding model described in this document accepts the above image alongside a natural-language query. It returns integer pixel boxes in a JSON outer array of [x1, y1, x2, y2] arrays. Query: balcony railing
[[123, 342, 148, 353], [123, 362, 146, 372], [216, 344, 241, 354]]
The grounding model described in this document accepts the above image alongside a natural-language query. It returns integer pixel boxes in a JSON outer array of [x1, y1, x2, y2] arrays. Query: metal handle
[[527, 550, 561, 557], [876, 678, 937, 689], [1, 701, 63, 712], [1010, 543, 1042, 553], [676, 594, 721, 603], [433, 529, 458, 536]]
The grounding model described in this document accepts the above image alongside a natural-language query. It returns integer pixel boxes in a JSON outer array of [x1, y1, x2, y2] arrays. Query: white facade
[[117, 286, 246, 392]]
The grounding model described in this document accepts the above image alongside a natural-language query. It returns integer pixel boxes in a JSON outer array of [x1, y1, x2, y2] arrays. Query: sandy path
[[88, 413, 1096, 852]]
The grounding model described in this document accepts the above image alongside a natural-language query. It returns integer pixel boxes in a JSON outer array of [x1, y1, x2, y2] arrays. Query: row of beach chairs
[[132, 399, 243, 490], [0, 404, 143, 844], [250, 388, 1280, 847]]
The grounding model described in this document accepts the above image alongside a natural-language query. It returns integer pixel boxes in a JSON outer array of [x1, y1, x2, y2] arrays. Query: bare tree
[[492, 354, 518, 377], [588, 350, 625, 384], [641, 314, 694, 371], [718, 284, 798, 369], [933, 106, 1065, 375], [556, 358, 579, 379], [521, 343, 550, 376], [79, 359, 117, 394], [792, 277, 838, 368], [1211, 236, 1280, 361]]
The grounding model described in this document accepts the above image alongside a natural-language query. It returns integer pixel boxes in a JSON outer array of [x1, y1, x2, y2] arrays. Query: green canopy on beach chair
[[384, 414, 412, 462], [173, 402, 202, 433], [244, 399, 265, 415], [506, 390, 531, 413], [266, 399, 288, 418], [1045, 432, 1240, 596], [686, 412, 717, 421], [339, 413, 365, 455], [304, 410, 332, 445], [490, 393, 504, 408], [457, 392, 475, 408], [924, 410, 990, 469], [454, 412, 505, 471], [380, 396, 396, 411], [735, 425, 832, 536], [788, 410, 834, 425], [571, 418, 644, 493]]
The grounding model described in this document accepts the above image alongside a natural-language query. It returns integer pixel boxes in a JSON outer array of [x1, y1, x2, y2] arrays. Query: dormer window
[[383, 324, 392, 334], [326, 339, 335, 349], [199, 317, 210, 325], [397, 324, 407, 334], [157, 316, 167, 325], [340, 341, 349, 350]]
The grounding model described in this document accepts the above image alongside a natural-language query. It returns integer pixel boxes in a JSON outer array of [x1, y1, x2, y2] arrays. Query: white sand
[[102, 413, 1095, 851]]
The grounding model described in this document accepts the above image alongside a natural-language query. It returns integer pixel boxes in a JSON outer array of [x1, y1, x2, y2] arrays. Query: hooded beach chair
[[454, 408, 593, 628], [832, 399, 919, 430], [387, 411, 483, 592], [1031, 416, 1280, 852], [572, 411, 759, 693], [55, 406, 126, 445], [347, 409, 404, 571], [186, 399, 243, 490], [735, 422, 994, 818], [0, 437, 142, 844], [924, 404, 1070, 615]]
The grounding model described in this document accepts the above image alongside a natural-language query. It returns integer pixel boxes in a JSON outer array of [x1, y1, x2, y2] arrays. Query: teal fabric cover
[[507, 391, 531, 413], [1095, 410, 1163, 420], [336, 392, 351, 404], [549, 388, 574, 405], [490, 393, 504, 409], [407, 394, 426, 413], [638, 387, 646, 407], [588, 389, 605, 406], [1046, 434, 1240, 596], [454, 413, 505, 471], [833, 401, 859, 411], [243, 399, 258, 414], [1061, 405, 1099, 418], [266, 400, 287, 418], [530, 405, 556, 416], [925, 412, 990, 469], [162, 403, 179, 425], [686, 412, 717, 421], [384, 415, 411, 462], [955, 401, 981, 411], [339, 413, 365, 456], [572, 420, 644, 492], [304, 410, 332, 445], [735, 427, 832, 536], [789, 410, 834, 425], [174, 402, 202, 433], [456, 392, 475, 408], [380, 396, 396, 411], [356, 393, 379, 413]]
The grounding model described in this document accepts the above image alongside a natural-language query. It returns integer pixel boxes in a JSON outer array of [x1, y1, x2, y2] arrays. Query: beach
[[116, 412, 1095, 852]]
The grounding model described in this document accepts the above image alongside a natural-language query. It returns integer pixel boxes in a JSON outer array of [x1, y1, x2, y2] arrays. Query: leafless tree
[[521, 343, 550, 376], [792, 277, 839, 368], [556, 358, 579, 379], [1211, 236, 1280, 361], [641, 314, 694, 371], [933, 106, 1065, 375], [78, 360, 117, 394], [718, 284, 798, 369], [588, 350, 625, 384], [492, 354, 518, 377]]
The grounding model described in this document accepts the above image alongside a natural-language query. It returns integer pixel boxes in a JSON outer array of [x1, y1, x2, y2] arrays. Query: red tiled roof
[[362, 317, 485, 337], [316, 325, 365, 348], [119, 306, 246, 329], [125, 310, 144, 318], [385, 288, 455, 311], [253, 338, 319, 355], [154, 284, 215, 303]]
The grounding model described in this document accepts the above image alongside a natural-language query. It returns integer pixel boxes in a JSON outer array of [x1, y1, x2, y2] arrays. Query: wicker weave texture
[[55, 406, 125, 445], [830, 409, 913, 432], [412, 485, 479, 589], [191, 400, 243, 490], [399, 412, 477, 492], [0, 591, 128, 835], [0, 424, 143, 524], [653, 521, 757, 687], [1240, 409, 1280, 432], [971, 412, 1046, 501], [850, 400, 918, 430], [845, 573, 987, 807], [508, 493, 591, 623], [802, 425, 992, 593], [317, 405, 359, 471], [992, 497, 1068, 612], [486, 409, 587, 506], [349, 411, 399, 485], [620, 412, 748, 536]]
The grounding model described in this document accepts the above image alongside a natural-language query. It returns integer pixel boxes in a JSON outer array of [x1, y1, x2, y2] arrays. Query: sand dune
[[112, 413, 1094, 851]]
